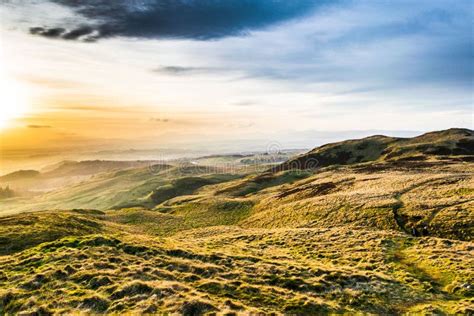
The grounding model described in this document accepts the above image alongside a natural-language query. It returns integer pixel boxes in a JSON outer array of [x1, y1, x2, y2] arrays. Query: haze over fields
[[0, 0, 473, 315]]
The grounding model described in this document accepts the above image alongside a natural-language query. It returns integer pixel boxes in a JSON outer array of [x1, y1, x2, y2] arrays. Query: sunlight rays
[[0, 57, 30, 130]]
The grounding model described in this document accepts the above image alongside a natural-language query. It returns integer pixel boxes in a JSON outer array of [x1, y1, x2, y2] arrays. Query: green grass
[[146, 174, 240, 205], [2, 216, 472, 314], [0, 166, 244, 213], [0, 210, 105, 255], [106, 198, 254, 236], [216, 170, 313, 197]]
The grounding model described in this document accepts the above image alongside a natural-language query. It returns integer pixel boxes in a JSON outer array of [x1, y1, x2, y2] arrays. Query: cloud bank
[[27, 0, 327, 41]]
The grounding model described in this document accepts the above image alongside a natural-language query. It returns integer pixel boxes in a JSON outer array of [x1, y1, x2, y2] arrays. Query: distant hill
[[0, 170, 40, 182], [0, 161, 164, 181], [275, 128, 474, 171], [0, 160, 169, 198], [41, 160, 162, 178]]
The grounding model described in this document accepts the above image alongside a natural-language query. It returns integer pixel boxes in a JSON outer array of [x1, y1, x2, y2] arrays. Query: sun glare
[[0, 67, 29, 130]]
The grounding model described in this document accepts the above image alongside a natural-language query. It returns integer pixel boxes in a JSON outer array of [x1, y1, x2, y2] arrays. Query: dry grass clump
[[2, 206, 471, 315]]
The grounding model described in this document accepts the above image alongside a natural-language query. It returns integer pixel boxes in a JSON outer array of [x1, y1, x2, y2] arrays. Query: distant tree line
[[0, 185, 14, 199]]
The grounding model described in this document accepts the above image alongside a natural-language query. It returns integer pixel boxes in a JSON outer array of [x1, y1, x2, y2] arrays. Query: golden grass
[[0, 160, 473, 314]]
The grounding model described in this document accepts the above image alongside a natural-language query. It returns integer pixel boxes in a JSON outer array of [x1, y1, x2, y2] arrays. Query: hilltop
[[275, 128, 473, 171], [0, 170, 40, 182]]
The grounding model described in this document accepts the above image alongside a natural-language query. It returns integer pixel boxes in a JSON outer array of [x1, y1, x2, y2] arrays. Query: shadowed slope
[[275, 128, 474, 171]]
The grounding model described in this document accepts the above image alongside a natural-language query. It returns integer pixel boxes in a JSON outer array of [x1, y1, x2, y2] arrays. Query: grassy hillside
[[276, 128, 473, 171], [240, 162, 474, 241], [40, 160, 162, 178], [0, 160, 167, 200], [0, 170, 40, 182], [0, 164, 243, 214], [0, 153, 282, 213], [0, 129, 473, 314], [0, 210, 472, 315]]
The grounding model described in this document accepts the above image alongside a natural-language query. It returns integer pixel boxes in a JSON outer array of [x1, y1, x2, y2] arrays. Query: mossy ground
[[1, 216, 472, 315], [0, 159, 473, 314]]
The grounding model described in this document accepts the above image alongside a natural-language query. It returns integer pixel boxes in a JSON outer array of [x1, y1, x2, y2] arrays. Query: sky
[[0, 0, 473, 161]]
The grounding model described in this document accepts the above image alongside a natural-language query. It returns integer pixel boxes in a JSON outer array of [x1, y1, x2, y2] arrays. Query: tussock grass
[[1, 216, 472, 314]]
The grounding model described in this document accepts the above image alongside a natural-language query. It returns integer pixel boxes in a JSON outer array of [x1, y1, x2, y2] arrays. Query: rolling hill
[[0, 129, 473, 314], [0, 160, 167, 198], [275, 128, 474, 171], [0, 170, 40, 182]]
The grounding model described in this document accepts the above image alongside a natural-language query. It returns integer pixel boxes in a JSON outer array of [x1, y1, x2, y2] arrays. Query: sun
[[0, 68, 29, 130]]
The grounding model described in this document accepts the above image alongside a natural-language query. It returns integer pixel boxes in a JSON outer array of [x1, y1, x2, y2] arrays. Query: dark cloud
[[27, 125, 52, 129], [29, 27, 65, 38], [29, 0, 328, 41], [62, 26, 94, 40], [30, 25, 99, 41]]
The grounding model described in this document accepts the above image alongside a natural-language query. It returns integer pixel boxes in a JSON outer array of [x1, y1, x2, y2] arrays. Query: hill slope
[[275, 128, 473, 171], [0, 210, 472, 315], [0, 129, 473, 314], [0, 170, 40, 182]]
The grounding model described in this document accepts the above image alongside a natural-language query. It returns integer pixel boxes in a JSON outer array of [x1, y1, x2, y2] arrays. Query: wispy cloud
[[149, 117, 170, 123], [232, 100, 258, 107], [153, 66, 218, 76], [27, 124, 52, 129]]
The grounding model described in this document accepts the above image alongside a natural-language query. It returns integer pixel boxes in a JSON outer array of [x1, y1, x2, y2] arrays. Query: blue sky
[[0, 0, 472, 151]]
